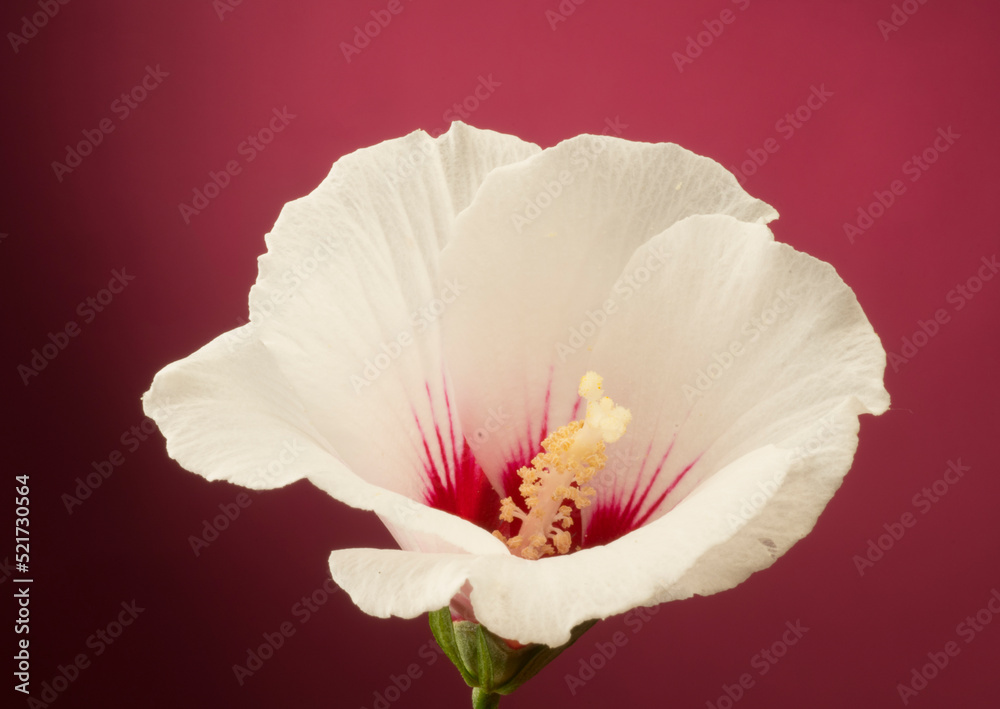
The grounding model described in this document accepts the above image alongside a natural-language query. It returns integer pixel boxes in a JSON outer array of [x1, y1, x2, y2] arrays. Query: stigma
[[493, 372, 632, 560]]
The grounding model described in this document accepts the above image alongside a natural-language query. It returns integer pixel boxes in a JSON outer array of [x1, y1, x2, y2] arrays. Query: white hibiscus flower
[[144, 122, 888, 706]]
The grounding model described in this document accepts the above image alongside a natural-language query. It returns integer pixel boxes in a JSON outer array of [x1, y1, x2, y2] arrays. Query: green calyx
[[429, 608, 597, 708]]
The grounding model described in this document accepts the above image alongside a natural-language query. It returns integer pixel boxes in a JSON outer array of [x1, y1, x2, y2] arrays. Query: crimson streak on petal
[[585, 440, 701, 548], [417, 379, 501, 532]]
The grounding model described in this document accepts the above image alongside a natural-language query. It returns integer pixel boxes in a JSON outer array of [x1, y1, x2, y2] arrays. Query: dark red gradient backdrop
[[3, 1, 999, 708]]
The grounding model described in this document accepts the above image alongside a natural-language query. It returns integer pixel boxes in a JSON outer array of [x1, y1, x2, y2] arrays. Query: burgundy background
[[3, 1, 999, 707]]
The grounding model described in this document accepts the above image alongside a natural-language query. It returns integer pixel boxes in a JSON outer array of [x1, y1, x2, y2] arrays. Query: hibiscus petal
[[245, 123, 539, 517], [143, 328, 332, 490], [327, 214, 888, 646], [439, 135, 778, 489], [143, 326, 505, 555], [582, 215, 888, 538], [329, 445, 796, 647]]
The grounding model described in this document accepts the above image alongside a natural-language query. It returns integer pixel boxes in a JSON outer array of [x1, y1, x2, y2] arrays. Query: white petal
[[663, 400, 866, 599], [245, 122, 539, 507], [327, 214, 890, 646], [583, 215, 888, 535], [329, 445, 794, 647], [144, 326, 505, 556], [143, 327, 335, 490], [439, 135, 778, 485], [329, 549, 479, 621]]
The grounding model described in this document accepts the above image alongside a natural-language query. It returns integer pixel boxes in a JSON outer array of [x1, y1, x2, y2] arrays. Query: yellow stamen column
[[494, 372, 632, 560]]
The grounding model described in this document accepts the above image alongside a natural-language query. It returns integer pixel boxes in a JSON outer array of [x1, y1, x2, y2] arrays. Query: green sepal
[[474, 624, 494, 689], [493, 618, 598, 693], [429, 607, 599, 707], [428, 607, 477, 687]]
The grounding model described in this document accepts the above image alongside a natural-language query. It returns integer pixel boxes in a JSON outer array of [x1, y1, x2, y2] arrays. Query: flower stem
[[430, 608, 598, 705], [472, 687, 501, 709]]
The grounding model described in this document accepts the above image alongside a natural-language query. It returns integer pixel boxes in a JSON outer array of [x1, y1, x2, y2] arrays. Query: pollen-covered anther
[[493, 371, 632, 560], [554, 505, 574, 529], [553, 530, 572, 554], [521, 534, 554, 561], [498, 497, 519, 523]]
